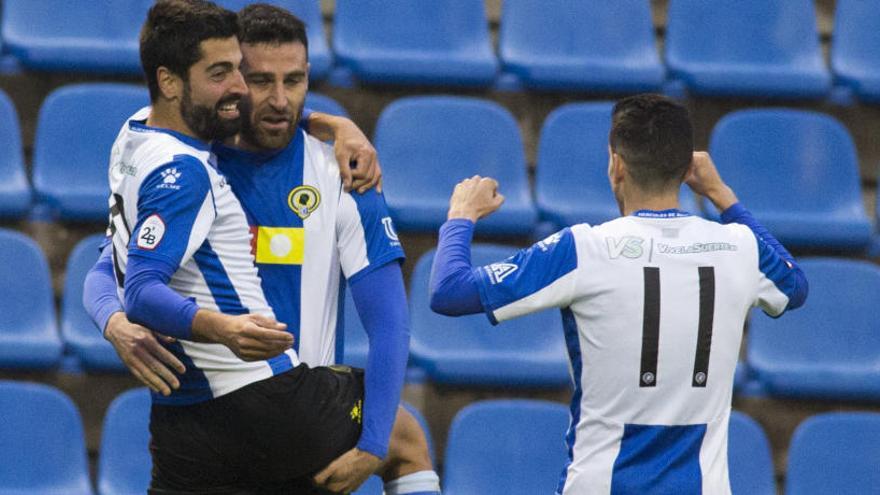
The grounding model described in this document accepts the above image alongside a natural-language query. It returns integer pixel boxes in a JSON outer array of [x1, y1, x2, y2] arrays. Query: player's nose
[[228, 69, 248, 97]]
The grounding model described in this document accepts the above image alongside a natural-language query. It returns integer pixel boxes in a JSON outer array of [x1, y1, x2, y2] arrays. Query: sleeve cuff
[[356, 438, 387, 460]]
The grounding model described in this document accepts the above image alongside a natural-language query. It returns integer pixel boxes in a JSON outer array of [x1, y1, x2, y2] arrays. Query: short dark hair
[[609, 94, 694, 192], [237, 3, 308, 55], [140, 0, 239, 101]]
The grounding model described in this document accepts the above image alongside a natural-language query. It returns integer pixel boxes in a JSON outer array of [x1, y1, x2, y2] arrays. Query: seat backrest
[[1, 0, 152, 72], [785, 412, 880, 495], [666, 0, 822, 67], [0, 381, 93, 495], [708, 109, 862, 217], [443, 399, 570, 495], [305, 92, 349, 118], [0, 228, 56, 339], [831, 0, 880, 87], [98, 388, 151, 495], [374, 96, 531, 232], [500, 0, 658, 65], [334, 0, 491, 55], [409, 244, 570, 387], [340, 287, 367, 369], [536, 102, 698, 229], [0, 89, 31, 218], [32, 83, 149, 220], [728, 411, 775, 495], [748, 258, 880, 379]]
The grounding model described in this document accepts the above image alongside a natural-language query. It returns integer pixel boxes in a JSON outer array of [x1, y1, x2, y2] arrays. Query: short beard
[[239, 99, 303, 152], [180, 82, 241, 142]]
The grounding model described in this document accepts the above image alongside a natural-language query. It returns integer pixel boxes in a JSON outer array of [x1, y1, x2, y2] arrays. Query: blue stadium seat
[[305, 92, 349, 118], [831, 0, 880, 104], [216, 0, 332, 80], [340, 287, 368, 369], [0, 229, 62, 369], [409, 245, 570, 387], [536, 102, 698, 230], [708, 109, 871, 251], [0, 89, 31, 218], [499, 0, 664, 92], [1, 0, 152, 74], [748, 258, 880, 401], [33, 83, 149, 221], [785, 412, 880, 495], [62, 234, 126, 372], [0, 381, 93, 495], [443, 400, 569, 495], [665, 0, 831, 99], [333, 0, 497, 87], [98, 388, 151, 495], [374, 96, 537, 235], [728, 411, 775, 495]]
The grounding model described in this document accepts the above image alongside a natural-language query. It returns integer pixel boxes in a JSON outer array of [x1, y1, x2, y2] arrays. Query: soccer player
[[83, 1, 438, 493], [429, 94, 808, 494]]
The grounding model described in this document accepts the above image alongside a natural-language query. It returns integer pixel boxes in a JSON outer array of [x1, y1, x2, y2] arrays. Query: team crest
[[287, 185, 320, 219]]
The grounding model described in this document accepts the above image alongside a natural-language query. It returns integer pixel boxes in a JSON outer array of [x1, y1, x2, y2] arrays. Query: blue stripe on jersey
[[557, 307, 583, 494], [610, 423, 706, 494], [476, 228, 578, 313], [756, 236, 798, 308], [268, 353, 293, 375], [336, 275, 346, 363], [192, 240, 248, 315], [152, 341, 213, 405]]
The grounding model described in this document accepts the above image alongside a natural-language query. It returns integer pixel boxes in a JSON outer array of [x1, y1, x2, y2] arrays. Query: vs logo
[[606, 236, 645, 259]]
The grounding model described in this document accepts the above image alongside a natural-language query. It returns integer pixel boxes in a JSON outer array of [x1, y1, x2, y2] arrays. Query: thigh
[[149, 401, 245, 493], [239, 365, 366, 485]]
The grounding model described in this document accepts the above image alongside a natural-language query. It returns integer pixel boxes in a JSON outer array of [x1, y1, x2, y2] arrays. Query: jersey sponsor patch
[[157, 167, 182, 190], [537, 232, 563, 251], [381, 216, 401, 246], [253, 226, 305, 265], [288, 185, 320, 219], [137, 214, 165, 250], [486, 262, 518, 284], [606, 236, 645, 259]]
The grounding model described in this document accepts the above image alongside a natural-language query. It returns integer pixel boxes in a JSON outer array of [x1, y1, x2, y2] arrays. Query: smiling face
[[179, 36, 248, 141], [237, 41, 309, 151]]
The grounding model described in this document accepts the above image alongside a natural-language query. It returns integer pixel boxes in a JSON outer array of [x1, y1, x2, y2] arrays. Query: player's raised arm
[[305, 110, 382, 193], [686, 151, 808, 314]]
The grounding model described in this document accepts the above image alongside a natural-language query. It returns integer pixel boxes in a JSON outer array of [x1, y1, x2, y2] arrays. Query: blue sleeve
[[82, 242, 123, 333], [349, 261, 410, 459], [344, 189, 405, 283], [721, 202, 808, 311], [429, 219, 483, 315], [123, 157, 212, 338]]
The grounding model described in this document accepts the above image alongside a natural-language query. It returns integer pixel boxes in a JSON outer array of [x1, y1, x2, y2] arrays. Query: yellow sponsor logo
[[350, 399, 363, 424], [255, 226, 304, 265], [288, 185, 320, 220]]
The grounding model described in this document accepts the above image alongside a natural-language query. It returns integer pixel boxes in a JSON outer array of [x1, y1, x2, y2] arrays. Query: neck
[[621, 188, 681, 216], [147, 99, 201, 141]]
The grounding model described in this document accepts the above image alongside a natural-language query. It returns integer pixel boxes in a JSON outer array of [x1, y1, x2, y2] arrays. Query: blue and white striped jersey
[[213, 129, 404, 367], [108, 107, 300, 405], [473, 211, 800, 495]]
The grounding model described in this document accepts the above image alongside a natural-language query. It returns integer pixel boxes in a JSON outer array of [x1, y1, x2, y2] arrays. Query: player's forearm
[[83, 242, 125, 334], [304, 111, 346, 142], [350, 262, 410, 459], [124, 253, 199, 340], [429, 219, 484, 315]]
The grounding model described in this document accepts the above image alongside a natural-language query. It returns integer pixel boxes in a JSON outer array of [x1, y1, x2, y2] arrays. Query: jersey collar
[[632, 208, 692, 218], [128, 119, 211, 152]]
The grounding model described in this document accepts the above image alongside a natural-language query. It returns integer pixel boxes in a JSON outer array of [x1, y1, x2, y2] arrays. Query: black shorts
[[148, 364, 365, 494]]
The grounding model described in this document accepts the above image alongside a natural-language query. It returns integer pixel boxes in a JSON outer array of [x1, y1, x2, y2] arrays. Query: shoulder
[[303, 132, 341, 182]]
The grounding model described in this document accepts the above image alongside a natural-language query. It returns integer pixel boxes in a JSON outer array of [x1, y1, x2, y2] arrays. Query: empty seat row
[[2, 1, 879, 101], [0, 85, 873, 251], [5, 225, 877, 406], [1, 382, 877, 495]]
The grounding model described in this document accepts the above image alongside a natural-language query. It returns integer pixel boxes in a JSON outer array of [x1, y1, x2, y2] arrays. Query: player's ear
[[608, 151, 625, 187], [156, 66, 183, 101]]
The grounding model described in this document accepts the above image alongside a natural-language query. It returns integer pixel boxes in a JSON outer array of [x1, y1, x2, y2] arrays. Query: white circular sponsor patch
[[269, 233, 292, 258], [137, 214, 166, 250]]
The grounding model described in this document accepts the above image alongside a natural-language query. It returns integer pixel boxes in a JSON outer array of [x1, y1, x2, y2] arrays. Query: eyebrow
[[205, 61, 234, 73]]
